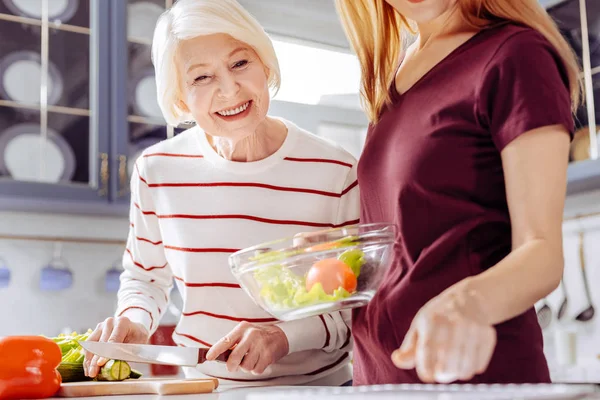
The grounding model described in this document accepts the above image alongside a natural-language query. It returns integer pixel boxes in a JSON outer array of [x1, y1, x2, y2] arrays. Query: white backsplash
[[0, 211, 127, 336], [0, 201, 599, 382]]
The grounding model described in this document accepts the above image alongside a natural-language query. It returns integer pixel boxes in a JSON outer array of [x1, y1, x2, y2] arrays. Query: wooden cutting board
[[56, 378, 219, 397]]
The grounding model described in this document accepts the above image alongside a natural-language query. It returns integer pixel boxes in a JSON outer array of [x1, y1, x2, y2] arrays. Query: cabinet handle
[[117, 155, 129, 197], [98, 152, 109, 197]]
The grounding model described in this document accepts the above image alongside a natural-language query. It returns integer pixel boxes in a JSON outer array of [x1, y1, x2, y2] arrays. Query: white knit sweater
[[115, 118, 360, 386]]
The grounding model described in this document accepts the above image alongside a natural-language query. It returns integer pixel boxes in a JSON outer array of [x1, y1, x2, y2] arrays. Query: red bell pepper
[[0, 336, 62, 399]]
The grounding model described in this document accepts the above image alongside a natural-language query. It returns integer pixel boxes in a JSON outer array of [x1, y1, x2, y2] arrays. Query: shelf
[[0, 13, 90, 35], [0, 100, 91, 117], [127, 114, 165, 126], [127, 36, 152, 46], [567, 158, 600, 195]]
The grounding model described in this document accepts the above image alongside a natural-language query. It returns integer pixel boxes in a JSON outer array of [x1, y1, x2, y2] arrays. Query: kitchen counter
[[50, 383, 600, 400]]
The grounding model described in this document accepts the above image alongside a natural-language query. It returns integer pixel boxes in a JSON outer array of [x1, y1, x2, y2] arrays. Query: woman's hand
[[206, 322, 289, 375], [392, 281, 497, 383], [83, 316, 150, 378]]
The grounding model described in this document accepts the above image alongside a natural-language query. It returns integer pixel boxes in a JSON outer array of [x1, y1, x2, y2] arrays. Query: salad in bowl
[[229, 223, 396, 321]]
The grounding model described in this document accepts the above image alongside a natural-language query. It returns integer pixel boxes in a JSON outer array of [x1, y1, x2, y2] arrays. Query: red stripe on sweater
[[133, 202, 157, 216], [126, 248, 168, 271], [145, 181, 345, 198], [284, 157, 352, 168], [211, 352, 350, 381], [341, 180, 358, 196], [144, 153, 204, 158], [136, 236, 163, 245], [337, 218, 360, 227], [118, 306, 154, 330], [157, 214, 353, 229], [134, 202, 359, 228], [174, 331, 212, 347], [305, 353, 349, 376], [182, 310, 277, 323], [165, 246, 240, 253], [319, 315, 331, 349], [135, 163, 148, 185], [341, 319, 352, 349], [174, 276, 241, 288], [130, 292, 162, 314]]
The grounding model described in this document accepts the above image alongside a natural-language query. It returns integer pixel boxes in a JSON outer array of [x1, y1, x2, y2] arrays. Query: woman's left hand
[[391, 282, 497, 383], [206, 322, 289, 375]]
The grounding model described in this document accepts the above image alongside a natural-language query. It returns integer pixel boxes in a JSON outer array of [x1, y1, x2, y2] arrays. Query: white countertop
[[51, 383, 600, 400]]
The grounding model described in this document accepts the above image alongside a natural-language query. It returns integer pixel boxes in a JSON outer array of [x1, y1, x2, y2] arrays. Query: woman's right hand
[[83, 316, 150, 378]]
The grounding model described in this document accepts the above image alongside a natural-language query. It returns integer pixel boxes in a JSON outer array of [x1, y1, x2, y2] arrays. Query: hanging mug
[[105, 258, 123, 293], [0, 257, 10, 289], [39, 242, 73, 291]]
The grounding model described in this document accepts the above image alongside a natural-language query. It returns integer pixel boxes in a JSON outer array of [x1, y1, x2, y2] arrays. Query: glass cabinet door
[[0, 0, 110, 206], [110, 0, 186, 204], [548, 0, 599, 163]]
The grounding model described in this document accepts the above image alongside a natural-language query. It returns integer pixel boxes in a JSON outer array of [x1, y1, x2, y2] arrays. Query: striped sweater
[[116, 118, 360, 386]]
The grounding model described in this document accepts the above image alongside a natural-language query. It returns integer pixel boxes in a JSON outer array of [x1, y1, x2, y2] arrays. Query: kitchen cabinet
[[0, 0, 113, 214], [0, 0, 367, 216], [3, 0, 595, 216], [547, 0, 600, 194]]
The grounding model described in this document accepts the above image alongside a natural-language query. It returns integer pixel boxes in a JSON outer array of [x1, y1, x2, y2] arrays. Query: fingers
[[292, 230, 329, 247], [253, 352, 274, 375], [415, 314, 447, 383], [88, 318, 115, 377], [83, 323, 104, 376], [239, 348, 259, 373], [392, 323, 418, 369], [108, 319, 129, 343], [206, 322, 247, 361], [474, 326, 496, 375], [454, 323, 478, 382]]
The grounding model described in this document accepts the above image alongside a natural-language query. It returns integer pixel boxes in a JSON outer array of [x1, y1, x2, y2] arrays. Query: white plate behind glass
[[3, 0, 78, 21], [0, 51, 63, 105], [127, 1, 163, 42], [135, 74, 162, 118], [0, 124, 75, 183]]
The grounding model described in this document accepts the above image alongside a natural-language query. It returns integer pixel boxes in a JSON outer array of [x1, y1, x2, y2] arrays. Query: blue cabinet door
[[0, 0, 113, 214], [109, 0, 181, 208]]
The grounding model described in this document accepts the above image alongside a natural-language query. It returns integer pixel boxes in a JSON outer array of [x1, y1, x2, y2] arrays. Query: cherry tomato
[[305, 258, 357, 294]]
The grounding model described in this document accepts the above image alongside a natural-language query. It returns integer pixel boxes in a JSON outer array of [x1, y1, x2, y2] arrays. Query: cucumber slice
[[129, 368, 143, 379], [97, 360, 132, 381]]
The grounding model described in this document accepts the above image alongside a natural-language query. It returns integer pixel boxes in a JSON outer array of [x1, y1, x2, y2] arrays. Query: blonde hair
[[151, 0, 281, 126], [335, 0, 582, 123]]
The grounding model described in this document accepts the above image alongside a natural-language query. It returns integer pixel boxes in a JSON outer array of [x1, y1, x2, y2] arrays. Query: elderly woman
[[82, 0, 358, 387]]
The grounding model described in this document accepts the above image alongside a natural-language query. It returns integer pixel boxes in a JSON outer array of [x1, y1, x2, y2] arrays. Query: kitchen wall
[[1, 191, 600, 382], [0, 211, 127, 337]]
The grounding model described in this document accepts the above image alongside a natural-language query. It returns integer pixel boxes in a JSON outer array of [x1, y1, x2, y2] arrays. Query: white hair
[[151, 0, 281, 126]]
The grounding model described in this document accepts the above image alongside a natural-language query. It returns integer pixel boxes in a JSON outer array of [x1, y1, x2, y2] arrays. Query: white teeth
[[217, 102, 250, 116]]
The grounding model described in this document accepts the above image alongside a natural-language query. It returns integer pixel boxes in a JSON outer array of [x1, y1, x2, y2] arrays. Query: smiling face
[[177, 33, 271, 140], [384, 0, 456, 24]]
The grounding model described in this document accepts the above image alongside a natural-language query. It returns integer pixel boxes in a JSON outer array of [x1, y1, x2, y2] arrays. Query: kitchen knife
[[78, 341, 231, 366]]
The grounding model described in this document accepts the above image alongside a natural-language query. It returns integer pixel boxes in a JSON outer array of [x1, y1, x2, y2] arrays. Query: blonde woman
[[335, 0, 578, 385], [82, 0, 358, 386]]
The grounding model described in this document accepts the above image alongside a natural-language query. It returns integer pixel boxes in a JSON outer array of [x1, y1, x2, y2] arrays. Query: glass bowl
[[229, 223, 396, 321]]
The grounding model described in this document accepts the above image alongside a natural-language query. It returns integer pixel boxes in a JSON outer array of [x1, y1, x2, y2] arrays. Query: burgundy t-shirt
[[353, 23, 574, 385]]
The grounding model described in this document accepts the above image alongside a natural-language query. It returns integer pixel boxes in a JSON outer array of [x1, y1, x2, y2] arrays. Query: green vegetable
[[254, 264, 352, 309], [97, 360, 131, 381], [129, 369, 143, 379], [57, 363, 92, 383], [45, 329, 143, 382], [338, 249, 365, 277], [249, 235, 360, 265]]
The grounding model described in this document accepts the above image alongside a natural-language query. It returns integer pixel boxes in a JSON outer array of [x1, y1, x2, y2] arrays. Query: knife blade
[[78, 341, 231, 366]]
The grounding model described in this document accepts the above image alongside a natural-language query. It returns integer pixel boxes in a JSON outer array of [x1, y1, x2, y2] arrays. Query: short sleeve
[[477, 30, 574, 151]]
